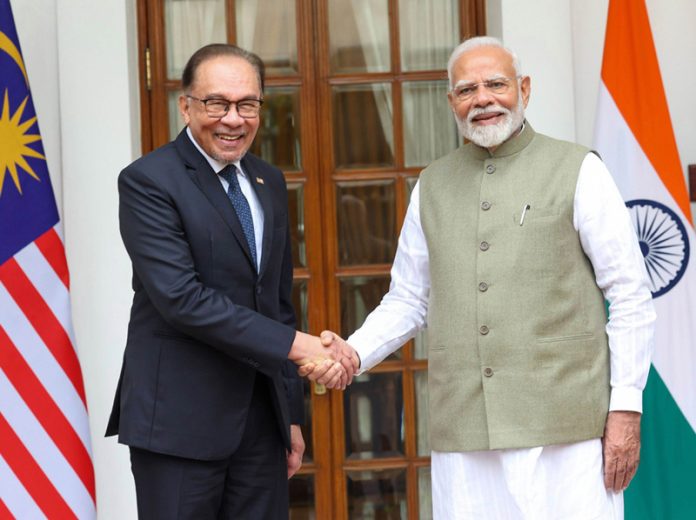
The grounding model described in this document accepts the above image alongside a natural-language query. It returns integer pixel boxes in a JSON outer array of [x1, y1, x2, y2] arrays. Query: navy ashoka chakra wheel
[[626, 199, 690, 298]]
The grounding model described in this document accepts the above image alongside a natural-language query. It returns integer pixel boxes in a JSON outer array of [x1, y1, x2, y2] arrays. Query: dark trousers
[[130, 378, 288, 519]]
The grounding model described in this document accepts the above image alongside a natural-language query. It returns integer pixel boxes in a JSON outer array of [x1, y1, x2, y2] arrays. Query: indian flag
[[593, 0, 696, 517]]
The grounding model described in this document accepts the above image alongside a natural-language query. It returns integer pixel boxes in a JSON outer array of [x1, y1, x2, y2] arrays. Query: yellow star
[[0, 89, 45, 196]]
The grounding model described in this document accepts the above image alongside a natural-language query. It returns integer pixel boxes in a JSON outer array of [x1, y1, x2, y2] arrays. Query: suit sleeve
[[118, 163, 296, 376]]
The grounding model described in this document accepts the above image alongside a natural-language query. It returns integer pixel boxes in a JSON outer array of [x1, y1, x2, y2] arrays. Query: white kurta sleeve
[[573, 152, 656, 413], [348, 181, 431, 372]]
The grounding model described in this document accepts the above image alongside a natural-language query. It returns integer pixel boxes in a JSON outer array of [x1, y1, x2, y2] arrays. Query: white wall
[[11, 0, 696, 518], [487, 0, 577, 142]]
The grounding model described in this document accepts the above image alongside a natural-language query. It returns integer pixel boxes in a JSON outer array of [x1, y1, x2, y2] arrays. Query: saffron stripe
[[0, 259, 86, 403], [0, 327, 95, 500], [601, 0, 691, 221], [0, 415, 77, 520], [34, 228, 70, 289]]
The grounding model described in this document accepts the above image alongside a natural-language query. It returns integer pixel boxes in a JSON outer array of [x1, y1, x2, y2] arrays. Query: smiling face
[[179, 55, 261, 164], [448, 45, 530, 150]]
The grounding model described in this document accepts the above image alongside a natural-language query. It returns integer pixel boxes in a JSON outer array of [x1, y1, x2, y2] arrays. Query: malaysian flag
[[0, 1, 96, 518]]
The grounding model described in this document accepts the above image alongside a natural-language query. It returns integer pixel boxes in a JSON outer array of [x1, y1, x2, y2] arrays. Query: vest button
[[483, 367, 494, 377], [480, 241, 489, 251], [486, 164, 496, 174], [478, 282, 488, 292], [481, 201, 491, 210], [479, 325, 489, 335]]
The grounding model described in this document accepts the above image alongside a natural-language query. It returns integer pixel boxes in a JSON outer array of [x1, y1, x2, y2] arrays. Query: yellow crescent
[[0, 30, 28, 84]]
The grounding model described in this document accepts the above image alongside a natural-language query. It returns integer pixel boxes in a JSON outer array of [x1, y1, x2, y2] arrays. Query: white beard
[[456, 94, 525, 149]]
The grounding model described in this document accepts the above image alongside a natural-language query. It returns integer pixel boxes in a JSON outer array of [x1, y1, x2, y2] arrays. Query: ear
[[178, 94, 191, 125], [519, 76, 531, 109]]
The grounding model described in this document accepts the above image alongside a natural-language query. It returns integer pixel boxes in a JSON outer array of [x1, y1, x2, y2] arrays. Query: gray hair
[[447, 36, 522, 89]]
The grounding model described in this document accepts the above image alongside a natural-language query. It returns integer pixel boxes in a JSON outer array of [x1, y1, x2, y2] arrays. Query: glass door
[[137, 0, 484, 517]]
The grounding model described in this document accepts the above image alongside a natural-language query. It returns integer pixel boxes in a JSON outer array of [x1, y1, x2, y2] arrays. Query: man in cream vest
[[306, 36, 656, 519]]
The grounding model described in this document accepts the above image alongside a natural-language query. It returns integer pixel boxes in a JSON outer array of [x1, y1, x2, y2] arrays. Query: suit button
[[483, 367, 494, 377], [479, 325, 489, 335], [256, 286, 262, 294], [481, 201, 491, 210], [486, 164, 496, 174], [478, 282, 488, 292], [480, 241, 489, 251]]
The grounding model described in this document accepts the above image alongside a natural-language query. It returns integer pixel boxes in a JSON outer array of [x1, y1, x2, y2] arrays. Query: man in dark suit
[[106, 44, 357, 519]]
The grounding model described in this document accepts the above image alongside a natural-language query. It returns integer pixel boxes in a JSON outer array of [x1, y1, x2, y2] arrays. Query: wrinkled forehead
[[451, 46, 516, 82]]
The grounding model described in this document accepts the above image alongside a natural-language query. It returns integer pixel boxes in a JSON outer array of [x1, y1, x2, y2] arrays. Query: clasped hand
[[289, 331, 359, 390]]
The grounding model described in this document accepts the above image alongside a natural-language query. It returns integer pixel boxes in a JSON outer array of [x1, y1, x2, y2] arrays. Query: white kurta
[[348, 152, 655, 519]]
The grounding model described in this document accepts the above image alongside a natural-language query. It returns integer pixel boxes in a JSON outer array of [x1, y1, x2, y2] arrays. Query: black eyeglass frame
[[185, 94, 264, 119]]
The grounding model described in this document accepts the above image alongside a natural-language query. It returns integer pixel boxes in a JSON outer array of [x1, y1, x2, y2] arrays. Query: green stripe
[[625, 365, 696, 519]]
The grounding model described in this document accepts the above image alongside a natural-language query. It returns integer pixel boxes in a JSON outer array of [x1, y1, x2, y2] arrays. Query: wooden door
[[136, 1, 484, 517]]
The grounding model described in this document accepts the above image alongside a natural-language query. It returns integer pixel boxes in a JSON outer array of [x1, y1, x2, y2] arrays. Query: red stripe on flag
[[0, 259, 86, 404], [601, 0, 692, 221], [0, 327, 96, 502], [0, 498, 15, 519], [34, 228, 70, 289], [0, 414, 78, 520]]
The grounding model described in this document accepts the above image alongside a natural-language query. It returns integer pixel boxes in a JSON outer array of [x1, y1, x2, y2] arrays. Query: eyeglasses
[[450, 76, 521, 102], [186, 95, 264, 119]]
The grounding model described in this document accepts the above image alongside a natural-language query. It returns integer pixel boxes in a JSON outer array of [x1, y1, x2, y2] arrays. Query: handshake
[[289, 331, 360, 390]]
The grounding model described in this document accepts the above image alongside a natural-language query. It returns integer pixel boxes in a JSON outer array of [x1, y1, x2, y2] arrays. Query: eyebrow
[[453, 75, 508, 87]]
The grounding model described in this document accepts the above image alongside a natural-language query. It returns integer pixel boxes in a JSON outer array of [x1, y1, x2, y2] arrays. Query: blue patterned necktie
[[219, 165, 257, 269]]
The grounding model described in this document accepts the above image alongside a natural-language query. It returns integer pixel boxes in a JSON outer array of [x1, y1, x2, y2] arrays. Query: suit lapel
[[242, 155, 274, 277], [175, 130, 256, 270]]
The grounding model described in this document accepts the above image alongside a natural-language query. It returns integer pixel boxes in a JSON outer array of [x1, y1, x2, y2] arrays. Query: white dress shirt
[[348, 151, 655, 413], [187, 128, 264, 271]]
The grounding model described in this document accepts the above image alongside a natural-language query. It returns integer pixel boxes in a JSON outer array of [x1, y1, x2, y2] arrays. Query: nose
[[220, 103, 244, 125], [471, 85, 495, 107]]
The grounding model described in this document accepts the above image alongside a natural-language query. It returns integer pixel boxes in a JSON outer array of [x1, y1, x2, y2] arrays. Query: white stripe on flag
[[0, 285, 91, 448], [14, 242, 76, 344], [594, 84, 696, 431], [0, 454, 47, 520], [0, 372, 96, 518]]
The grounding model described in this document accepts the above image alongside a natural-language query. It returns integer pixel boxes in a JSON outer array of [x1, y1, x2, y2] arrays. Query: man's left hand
[[287, 425, 305, 479], [602, 410, 641, 492]]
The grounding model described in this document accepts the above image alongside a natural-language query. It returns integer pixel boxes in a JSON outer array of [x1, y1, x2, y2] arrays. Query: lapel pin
[[256, 177, 264, 184]]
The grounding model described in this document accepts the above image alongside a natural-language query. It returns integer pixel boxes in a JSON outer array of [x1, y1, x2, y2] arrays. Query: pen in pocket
[[519, 204, 531, 226]]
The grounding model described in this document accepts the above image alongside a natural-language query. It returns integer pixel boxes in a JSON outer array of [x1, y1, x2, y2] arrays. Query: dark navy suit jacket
[[106, 129, 303, 460]]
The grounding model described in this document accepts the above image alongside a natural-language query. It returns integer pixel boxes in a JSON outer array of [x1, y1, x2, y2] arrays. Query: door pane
[[339, 276, 403, 360], [236, 0, 298, 75], [344, 372, 404, 459], [418, 466, 433, 520], [403, 81, 459, 167], [168, 91, 183, 141], [399, 0, 459, 71], [287, 183, 307, 267], [346, 469, 407, 519], [289, 473, 316, 519], [415, 370, 430, 456], [333, 84, 394, 169], [328, 0, 390, 73], [292, 279, 308, 332], [250, 86, 302, 170], [164, 0, 226, 79], [336, 181, 396, 265]]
